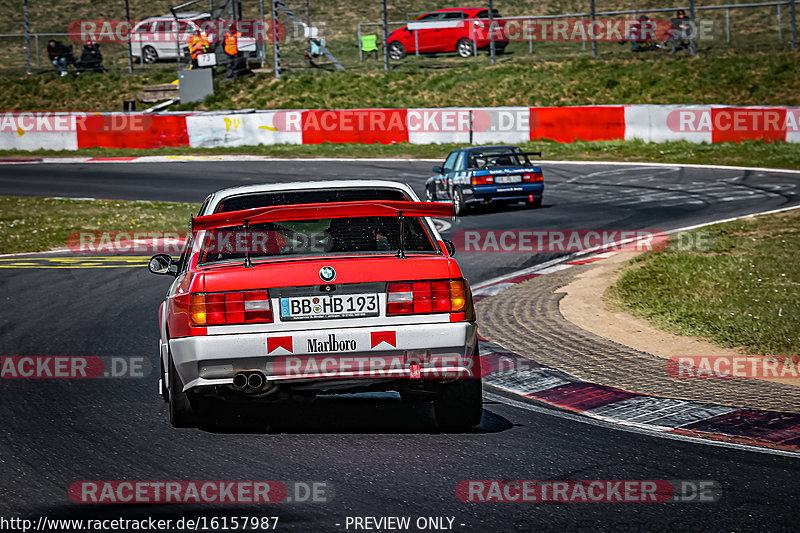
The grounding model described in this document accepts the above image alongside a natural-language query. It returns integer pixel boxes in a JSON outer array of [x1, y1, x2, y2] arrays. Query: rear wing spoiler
[[470, 150, 542, 159], [192, 200, 455, 232]]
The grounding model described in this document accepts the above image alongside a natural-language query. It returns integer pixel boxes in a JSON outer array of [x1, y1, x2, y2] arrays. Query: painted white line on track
[[483, 391, 800, 459], [536, 159, 800, 175]]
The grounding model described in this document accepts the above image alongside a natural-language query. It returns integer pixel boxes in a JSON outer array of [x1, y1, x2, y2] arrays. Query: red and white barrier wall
[[2, 105, 799, 150]]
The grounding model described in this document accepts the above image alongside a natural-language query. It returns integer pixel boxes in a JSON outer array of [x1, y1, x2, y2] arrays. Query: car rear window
[[215, 188, 410, 213], [476, 10, 502, 18], [199, 215, 436, 265]]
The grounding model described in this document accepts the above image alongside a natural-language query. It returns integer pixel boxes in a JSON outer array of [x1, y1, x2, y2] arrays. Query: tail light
[[471, 175, 494, 185], [387, 280, 467, 316], [189, 290, 272, 326], [522, 171, 544, 182]]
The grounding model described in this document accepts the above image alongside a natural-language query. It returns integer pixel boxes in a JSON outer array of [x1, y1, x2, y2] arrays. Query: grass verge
[[2, 139, 800, 170], [0, 196, 199, 254], [608, 208, 800, 356], [2, 51, 799, 111]]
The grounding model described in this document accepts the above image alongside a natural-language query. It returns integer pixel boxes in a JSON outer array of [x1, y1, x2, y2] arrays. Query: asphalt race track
[[1, 160, 800, 532]]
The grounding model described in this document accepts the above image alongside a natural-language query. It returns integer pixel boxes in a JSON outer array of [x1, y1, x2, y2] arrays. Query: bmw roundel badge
[[319, 266, 336, 282]]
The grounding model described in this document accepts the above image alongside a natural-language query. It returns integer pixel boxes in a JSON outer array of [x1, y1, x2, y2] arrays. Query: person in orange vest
[[223, 24, 242, 79], [187, 29, 204, 69]]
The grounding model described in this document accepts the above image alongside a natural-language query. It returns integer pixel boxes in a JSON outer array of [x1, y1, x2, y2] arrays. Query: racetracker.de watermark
[[67, 230, 328, 255], [272, 109, 531, 134], [451, 230, 715, 254], [1, 112, 155, 134], [457, 480, 721, 503], [265, 354, 479, 379], [67, 19, 287, 43], [472, 18, 713, 42], [67, 231, 188, 254], [668, 109, 800, 133], [0, 356, 150, 379], [68, 481, 331, 504], [667, 356, 800, 380]]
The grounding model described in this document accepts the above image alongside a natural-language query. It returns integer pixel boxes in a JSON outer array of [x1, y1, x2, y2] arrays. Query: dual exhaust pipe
[[232, 371, 267, 391]]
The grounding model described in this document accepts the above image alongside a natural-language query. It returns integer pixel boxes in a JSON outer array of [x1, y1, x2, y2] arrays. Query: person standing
[[200, 31, 211, 54], [223, 25, 242, 79], [188, 29, 204, 69], [671, 9, 691, 52]]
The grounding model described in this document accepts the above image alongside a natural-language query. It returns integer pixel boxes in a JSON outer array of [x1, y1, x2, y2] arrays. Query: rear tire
[[168, 354, 197, 428], [453, 188, 466, 216], [456, 39, 475, 58], [388, 41, 406, 60], [142, 45, 158, 64], [426, 185, 437, 201], [160, 356, 169, 403], [433, 376, 483, 431]]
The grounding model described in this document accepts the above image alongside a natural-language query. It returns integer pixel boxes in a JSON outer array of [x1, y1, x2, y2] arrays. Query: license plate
[[279, 293, 380, 321], [495, 175, 522, 184]]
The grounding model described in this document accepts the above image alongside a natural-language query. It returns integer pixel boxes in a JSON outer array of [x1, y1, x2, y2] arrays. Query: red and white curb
[[3, 105, 800, 151], [479, 338, 800, 453], [475, 204, 800, 454]]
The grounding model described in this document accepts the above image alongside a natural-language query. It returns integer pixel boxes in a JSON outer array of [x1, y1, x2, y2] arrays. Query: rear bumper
[[169, 321, 478, 392], [465, 183, 544, 203]]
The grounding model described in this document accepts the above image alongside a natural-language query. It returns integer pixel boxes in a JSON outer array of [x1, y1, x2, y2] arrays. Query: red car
[[149, 181, 482, 430], [387, 7, 508, 59]]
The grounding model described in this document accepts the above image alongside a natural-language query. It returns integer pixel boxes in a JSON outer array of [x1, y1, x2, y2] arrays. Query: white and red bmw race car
[[149, 181, 481, 430]]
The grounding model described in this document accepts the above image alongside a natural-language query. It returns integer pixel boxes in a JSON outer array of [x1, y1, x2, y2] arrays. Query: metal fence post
[[689, 0, 697, 56], [22, 0, 31, 74], [488, 0, 496, 65], [358, 24, 363, 61], [272, 0, 281, 78], [34, 33, 39, 67], [258, 0, 266, 67], [414, 29, 419, 56], [124, 0, 134, 73], [589, 0, 597, 58], [529, 19, 533, 53], [381, 0, 388, 72], [581, 16, 586, 51], [791, 0, 797, 49], [726, 8, 731, 43]]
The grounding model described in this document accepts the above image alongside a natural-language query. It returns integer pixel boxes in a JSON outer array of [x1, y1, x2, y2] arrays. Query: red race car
[[149, 181, 481, 430], [387, 7, 508, 59]]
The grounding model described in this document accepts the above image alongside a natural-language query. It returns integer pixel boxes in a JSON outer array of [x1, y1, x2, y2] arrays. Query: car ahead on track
[[426, 145, 545, 215], [149, 181, 481, 430], [387, 7, 508, 60]]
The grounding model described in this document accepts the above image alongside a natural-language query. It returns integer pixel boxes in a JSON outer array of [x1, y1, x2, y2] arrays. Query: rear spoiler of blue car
[[470, 150, 542, 159]]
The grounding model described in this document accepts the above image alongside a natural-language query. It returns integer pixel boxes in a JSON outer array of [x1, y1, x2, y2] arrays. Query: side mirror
[[443, 239, 456, 257], [432, 165, 443, 174], [149, 254, 175, 276]]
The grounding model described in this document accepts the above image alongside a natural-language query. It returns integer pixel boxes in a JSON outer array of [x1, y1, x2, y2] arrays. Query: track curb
[[475, 204, 800, 454]]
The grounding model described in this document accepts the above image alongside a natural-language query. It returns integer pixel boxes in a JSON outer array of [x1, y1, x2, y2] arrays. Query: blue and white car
[[425, 145, 544, 215]]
